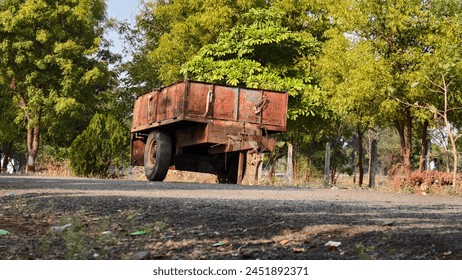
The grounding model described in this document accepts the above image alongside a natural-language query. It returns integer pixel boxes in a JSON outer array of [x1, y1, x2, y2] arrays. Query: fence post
[[287, 143, 293, 185], [323, 142, 331, 188], [425, 139, 432, 171], [369, 139, 378, 188]]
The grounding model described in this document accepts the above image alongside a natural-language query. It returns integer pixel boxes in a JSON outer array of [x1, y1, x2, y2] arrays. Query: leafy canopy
[[132, 0, 268, 86], [316, 29, 391, 128], [182, 7, 325, 120], [0, 0, 112, 145]]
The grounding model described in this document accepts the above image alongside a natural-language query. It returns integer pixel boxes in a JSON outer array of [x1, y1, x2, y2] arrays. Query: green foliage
[[129, 0, 333, 89], [0, 0, 109, 118], [0, 87, 21, 143], [325, 0, 462, 125], [320, 0, 462, 178], [182, 7, 325, 120], [0, 0, 115, 169], [317, 30, 391, 127], [285, 114, 349, 175], [130, 0, 268, 86], [271, 0, 332, 40], [69, 114, 129, 177]]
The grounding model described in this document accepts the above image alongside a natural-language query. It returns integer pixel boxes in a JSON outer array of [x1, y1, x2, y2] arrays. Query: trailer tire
[[144, 130, 172, 181]]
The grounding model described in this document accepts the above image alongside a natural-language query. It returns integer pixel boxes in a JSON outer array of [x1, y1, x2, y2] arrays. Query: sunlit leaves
[[323, 0, 462, 127], [317, 29, 392, 127], [182, 7, 323, 120], [133, 0, 269, 85], [0, 0, 114, 156]]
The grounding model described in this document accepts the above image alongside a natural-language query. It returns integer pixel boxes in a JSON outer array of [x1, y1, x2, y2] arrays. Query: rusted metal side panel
[[175, 124, 210, 148], [131, 95, 150, 131], [157, 83, 183, 121], [131, 98, 140, 131], [209, 120, 262, 136], [175, 121, 262, 149], [172, 82, 186, 119], [209, 136, 276, 154], [238, 88, 261, 124], [157, 85, 177, 122], [131, 83, 188, 132], [186, 82, 210, 116], [131, 81, 288, 133], [130, 136, 145, 166], [261, 90, 288, 131], [131, 92, 156, 131], [156, 87, 168, 122], [213, 85, 237, 120], [148, 92, 158, 124]]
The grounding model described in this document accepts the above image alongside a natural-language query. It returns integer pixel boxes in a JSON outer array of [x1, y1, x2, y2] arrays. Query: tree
[[68, 113, 129, 177], [180, 6, 340, 185], [325, 0, 461, 181], [316, 29, 391, 186], [182, 7, 324, 121], [409, 70, 462, 188], [0, 86, 23, 172], [386, 0, 462, 187], [0, 0, 111, 172], [423, 1, 462, 187], [429, 74, 462, 188], [128, 0, 269, 88]]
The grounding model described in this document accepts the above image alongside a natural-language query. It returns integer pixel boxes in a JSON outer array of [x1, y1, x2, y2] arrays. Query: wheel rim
[[147, 139, 157, 169]]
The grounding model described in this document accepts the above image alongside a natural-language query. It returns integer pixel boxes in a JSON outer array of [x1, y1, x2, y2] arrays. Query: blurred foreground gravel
[[1, 175, 462, 259]]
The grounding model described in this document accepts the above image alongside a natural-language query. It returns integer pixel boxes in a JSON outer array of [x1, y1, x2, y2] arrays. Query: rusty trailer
[[130, 80, 288, 184]]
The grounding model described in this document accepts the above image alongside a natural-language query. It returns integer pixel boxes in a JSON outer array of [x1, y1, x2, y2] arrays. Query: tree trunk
[[268, 166, 275, 180], [445, 152, 450, 173], [2, 141, 13, 173], [418, 120, 429, 172], [292, 132, 299, 181], [395, 119, 406, 168], [26, 124, 41, 173], [268, 156, 276, 179], [350, 147, 356, 185], [444, 115, 458, 188], [18, 93, 42, 174], [305, 148, 312, 182], [405, 108, 413, 177], [451, 145, 458, 189], [394, 108, 413, 179], [356, 126, 364, 187]]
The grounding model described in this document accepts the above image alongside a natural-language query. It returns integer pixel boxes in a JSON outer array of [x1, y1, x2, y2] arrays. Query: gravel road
[[1, 175, 462, 260]]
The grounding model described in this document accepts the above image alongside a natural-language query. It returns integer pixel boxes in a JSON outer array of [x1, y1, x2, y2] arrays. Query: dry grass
[[36, 159, 72, 177]]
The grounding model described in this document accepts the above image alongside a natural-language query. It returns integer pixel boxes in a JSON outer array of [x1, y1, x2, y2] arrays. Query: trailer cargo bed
[[130, 80, 288, 184]]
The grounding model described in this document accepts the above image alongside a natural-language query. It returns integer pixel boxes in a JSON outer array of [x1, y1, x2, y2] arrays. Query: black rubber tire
[[144, 130, 172, 181]]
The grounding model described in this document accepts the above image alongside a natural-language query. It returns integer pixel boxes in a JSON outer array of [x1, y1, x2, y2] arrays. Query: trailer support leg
[[241, 152, 262, 185], [237, 151, 245, 185]]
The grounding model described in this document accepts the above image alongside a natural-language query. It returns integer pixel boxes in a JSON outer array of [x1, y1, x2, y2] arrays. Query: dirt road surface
[[1, 175, 462, 259]]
